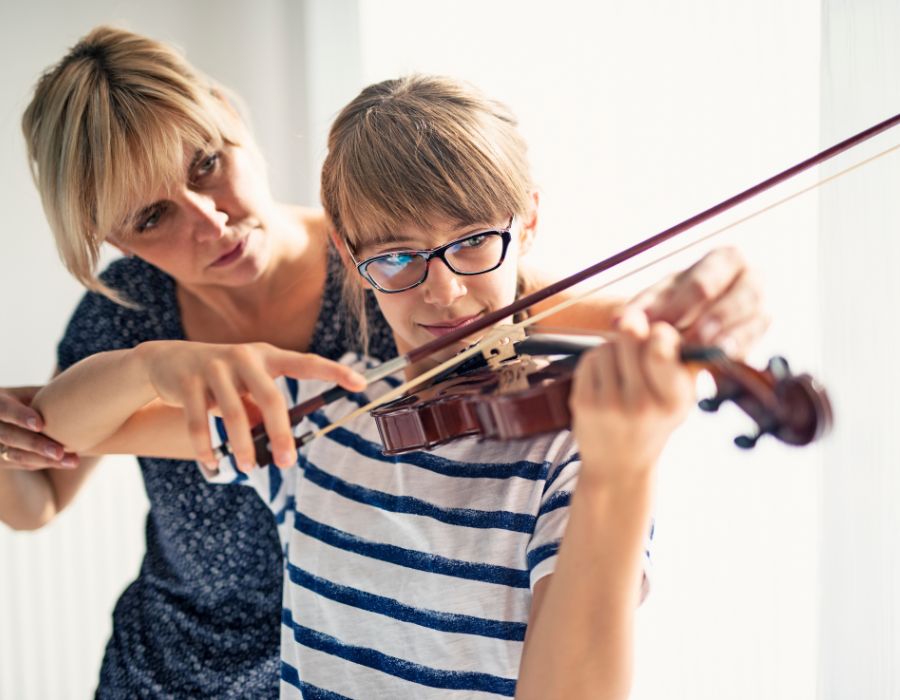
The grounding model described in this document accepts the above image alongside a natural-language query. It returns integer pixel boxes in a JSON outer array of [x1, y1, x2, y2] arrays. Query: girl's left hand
[[569, 311, 695, 480], [615, 246, 769, 358]]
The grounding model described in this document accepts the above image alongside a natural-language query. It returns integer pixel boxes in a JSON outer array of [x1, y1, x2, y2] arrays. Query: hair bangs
[[98, 87, 239, 241], [324, 76, 532, 252], [22, 26, 256, 301]]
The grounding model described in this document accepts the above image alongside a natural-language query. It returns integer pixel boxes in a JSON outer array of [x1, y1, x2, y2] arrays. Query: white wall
[[820, 2, 900, 698], [0, 1, 896, 699]]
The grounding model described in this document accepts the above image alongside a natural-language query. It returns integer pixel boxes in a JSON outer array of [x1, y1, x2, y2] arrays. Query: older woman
[[0, 26, 766, 698]]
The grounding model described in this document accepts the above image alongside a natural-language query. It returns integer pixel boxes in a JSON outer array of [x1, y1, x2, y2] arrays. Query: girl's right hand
[[0, 386, 77, 470], [134, 341, 366, 471], [569, 312, 696, 482]]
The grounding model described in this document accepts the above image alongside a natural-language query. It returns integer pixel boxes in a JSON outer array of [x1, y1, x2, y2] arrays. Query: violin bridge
[[482, 324, 527, 368], [497, 357, 538, 394]]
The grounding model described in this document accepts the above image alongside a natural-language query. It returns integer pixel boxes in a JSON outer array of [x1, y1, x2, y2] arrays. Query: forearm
[[32, 347, 159, 453], [522, 266, 623, 332], [0, 454, 102, 530], [517, 470, 655, 700], [0, 469, 56, 530]]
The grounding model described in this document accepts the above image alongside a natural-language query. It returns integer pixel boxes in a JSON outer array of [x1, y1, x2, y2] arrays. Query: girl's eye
[[135, 203, 167, 233], [190, 152, 220, 184], [456, 233, 488, 249]]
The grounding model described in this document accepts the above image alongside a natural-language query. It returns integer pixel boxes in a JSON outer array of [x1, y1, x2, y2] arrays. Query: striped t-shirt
[[207, 354, 591, 699]]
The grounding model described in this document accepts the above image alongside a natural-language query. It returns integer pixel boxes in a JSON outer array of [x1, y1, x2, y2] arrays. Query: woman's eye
[[136, 204, 166, 233], [191, 152, 220, 183]]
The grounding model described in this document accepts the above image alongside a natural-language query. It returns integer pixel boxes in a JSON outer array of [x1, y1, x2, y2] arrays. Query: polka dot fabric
[[57, 250, 396, 699]]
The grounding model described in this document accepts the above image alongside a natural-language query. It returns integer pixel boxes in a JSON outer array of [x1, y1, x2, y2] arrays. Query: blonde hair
[[321, 75, 534, 345], [22, 25, 244, 299]]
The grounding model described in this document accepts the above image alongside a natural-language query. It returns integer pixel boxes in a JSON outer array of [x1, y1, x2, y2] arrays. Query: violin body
[[372, 346, 833, 455], [372, 356, 576, 454]]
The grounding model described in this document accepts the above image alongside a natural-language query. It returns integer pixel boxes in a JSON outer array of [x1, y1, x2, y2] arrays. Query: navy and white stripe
[[209, 353, 588, 699]]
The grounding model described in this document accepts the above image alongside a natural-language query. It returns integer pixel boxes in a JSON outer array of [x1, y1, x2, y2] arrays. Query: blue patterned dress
[[57, 250, 395, 699]]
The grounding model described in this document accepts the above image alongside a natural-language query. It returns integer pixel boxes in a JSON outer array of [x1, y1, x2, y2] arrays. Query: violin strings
[[300, 141, 899, 445]]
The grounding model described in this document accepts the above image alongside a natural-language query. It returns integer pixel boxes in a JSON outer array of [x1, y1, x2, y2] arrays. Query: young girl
[[33, 75, 696, 699]]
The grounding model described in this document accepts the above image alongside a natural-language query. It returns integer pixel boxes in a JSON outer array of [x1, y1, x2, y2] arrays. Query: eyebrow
[[363, 222, 500, 251], [129, 201, 163, 227], [188, 149, 213, 174]]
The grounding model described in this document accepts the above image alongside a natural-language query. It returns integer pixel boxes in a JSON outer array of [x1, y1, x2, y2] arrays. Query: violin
[[233, 112, 898, 466], [371, 339, 833, 455]]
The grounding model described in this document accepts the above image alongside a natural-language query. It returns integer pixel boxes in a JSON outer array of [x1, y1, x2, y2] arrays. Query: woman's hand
[[615, 246, 769, 357], [135, 341, 366, 471], [569, 312, 695, 479], [0, 386, 78, 470]]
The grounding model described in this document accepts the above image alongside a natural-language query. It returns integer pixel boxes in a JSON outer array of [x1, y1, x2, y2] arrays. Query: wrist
[[575, 460, 656, 498]]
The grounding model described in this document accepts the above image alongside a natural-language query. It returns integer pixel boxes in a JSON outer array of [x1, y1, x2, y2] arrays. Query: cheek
[[232, 152, 270, 203], [379, 294, 415, 327], [473, 269, 518, 308], [123, 238, 195, 274]]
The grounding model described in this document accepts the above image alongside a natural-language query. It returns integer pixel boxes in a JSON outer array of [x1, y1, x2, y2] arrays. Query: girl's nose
[[422, 258, 468, 306]]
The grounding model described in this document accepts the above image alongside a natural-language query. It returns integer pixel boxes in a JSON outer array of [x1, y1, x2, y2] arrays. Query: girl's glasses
[[352, 220, 513, 293]]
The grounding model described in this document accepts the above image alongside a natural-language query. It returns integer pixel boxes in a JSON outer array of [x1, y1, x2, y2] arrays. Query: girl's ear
[[517, 190, 540, 256]]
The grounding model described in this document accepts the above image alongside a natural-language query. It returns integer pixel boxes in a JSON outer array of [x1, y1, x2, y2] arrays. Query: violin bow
[[224, 112, 900, 463]]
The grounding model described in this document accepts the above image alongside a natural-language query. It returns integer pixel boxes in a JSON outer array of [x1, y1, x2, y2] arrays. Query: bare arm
[[32, 340, 366, 468], [0, 378, 101, 531], [516, 314, 694, 699], [517, 473, 654, 700], [0, 351, 193, 532], [32, 347, 181, 455], [0, 385, 74, 469], [2, 339, 366, 531], [0, 454, 102, 531]]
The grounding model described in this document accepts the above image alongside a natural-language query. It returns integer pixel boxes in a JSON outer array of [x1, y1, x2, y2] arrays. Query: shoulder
[[57, 257, 180, 369]]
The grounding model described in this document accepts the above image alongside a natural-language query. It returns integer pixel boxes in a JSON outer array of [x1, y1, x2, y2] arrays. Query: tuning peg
[[698, 388, 741, 412], [698, 396, 725, 412], [766, 356, 791, 380], [734, 430, 766, 449]]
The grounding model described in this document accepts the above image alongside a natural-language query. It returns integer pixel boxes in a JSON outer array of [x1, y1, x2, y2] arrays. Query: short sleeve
[[526, 434, 581, 589], [526, 433, 655, 599]]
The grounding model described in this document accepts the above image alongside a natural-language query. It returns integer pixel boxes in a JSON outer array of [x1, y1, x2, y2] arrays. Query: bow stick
[[218, 112, 900, 464]]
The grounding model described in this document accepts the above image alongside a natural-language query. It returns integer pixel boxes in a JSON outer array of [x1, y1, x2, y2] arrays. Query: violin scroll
[[685, 348, 833, 449]]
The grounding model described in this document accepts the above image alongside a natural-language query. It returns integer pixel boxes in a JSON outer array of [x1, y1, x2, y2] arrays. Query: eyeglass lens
[[365, 232, 505, 291]]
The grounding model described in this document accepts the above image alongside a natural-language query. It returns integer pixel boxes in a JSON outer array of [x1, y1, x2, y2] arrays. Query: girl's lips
[[419, 314, 483, 338], [209, 237, 247, 267]]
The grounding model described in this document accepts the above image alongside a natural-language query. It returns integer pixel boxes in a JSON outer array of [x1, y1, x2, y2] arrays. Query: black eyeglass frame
[[351, 219, 514, 294]]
